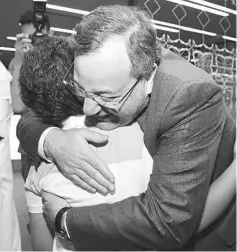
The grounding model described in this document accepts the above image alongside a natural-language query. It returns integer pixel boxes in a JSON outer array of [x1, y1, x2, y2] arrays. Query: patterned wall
[[142, 0, 236, 118]]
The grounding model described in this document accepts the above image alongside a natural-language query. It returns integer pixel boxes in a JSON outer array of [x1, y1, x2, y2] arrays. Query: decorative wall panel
[[143, 0, 236, 118]]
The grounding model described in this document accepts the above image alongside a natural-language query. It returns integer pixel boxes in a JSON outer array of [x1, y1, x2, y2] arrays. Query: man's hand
[[14, 33, 33, 65], [42, 191, 70, 226], [44, 128, 115, 195]]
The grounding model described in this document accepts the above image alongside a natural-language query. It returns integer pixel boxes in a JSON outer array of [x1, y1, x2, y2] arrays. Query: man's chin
[[95, 121, 120, 131], [85, 115, 134, 131], [84, 115, 116, 130]]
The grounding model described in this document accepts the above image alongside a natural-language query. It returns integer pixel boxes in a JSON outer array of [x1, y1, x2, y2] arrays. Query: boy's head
[[19, 35, 83, 127]]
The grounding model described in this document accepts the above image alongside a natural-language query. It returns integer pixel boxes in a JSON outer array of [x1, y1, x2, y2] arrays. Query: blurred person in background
[[0, 61, 21, 251], [8, 9, 50, 181], [9, 9, 50, 114]]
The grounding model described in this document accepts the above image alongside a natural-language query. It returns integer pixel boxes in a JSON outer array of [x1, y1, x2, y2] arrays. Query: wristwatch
[[55, 207, 71, 241]]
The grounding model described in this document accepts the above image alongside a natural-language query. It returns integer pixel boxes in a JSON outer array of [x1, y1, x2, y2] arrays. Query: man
[[9, 10, 50, 180], [17, 5, 236, 250]]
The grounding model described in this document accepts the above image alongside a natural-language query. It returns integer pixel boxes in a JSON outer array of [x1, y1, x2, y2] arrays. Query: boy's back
[[25, 115, 153, 250]]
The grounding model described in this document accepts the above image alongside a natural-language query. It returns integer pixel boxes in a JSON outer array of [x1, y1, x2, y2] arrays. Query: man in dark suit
[[17, 5, 235, 251]]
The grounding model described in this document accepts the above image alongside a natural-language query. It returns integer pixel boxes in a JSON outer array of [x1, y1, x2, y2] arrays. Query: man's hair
[[19, 36, 83, 127], [19, 10, 51, 31], [74, 5, 160, 81]]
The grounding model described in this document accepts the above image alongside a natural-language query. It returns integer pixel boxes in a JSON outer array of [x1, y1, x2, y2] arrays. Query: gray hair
[[74, 5, 160, 80]]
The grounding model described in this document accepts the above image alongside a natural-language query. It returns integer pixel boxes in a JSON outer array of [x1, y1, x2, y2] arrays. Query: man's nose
[[83, 97, 101, 116]]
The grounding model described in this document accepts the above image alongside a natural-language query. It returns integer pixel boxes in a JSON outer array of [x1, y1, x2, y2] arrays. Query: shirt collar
[[146, 64, 157, 95]]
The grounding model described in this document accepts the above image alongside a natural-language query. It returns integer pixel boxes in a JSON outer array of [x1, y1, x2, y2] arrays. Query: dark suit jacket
[[17, 48, 236, 250]]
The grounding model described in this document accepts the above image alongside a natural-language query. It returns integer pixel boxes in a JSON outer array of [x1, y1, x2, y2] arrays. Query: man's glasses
[[62, 62, 141, 110]]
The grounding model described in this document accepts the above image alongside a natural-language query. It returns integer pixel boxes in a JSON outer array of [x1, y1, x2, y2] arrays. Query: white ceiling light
[[6, 36, 17, 41], [222, 35, 237, 42], [0, 47, 15, 51], [186, 0, 237, 16], [152, 19, 217, 36], [6, 26, 76, 41], [167, 0, 229, 16], [46, 4, 90, 15], [50, 27, 75, 34], [152, 24, 179, 33]]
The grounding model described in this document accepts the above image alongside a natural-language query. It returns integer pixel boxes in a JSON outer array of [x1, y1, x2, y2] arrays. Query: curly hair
[[19, 35, 83, 127], [74, 5, 160, 81]]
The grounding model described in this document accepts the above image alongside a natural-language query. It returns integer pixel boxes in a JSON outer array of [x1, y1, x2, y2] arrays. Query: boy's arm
[[29, 213, 54, 251], [198, 142, 236, 232], [25, 168, 54, 250]]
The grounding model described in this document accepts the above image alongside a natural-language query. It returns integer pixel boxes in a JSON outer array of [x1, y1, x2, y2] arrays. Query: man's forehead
[[74, 35, 131, 81]]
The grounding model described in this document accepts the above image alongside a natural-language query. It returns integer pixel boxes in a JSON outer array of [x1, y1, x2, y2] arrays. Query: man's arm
[[10, 62, 27, 114], [65, 82, 235, 250], [16, 108, 50, 161], [17, 108, 115, 194]]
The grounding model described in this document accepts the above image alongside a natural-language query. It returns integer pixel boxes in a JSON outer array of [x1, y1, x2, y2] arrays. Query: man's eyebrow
[[94, 90, 113, 95], [73, 78, 114, 95]]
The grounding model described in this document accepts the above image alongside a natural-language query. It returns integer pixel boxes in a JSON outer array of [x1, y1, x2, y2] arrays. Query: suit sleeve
[[66, 81, 228, 250], [16, 108, 51, 160]]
